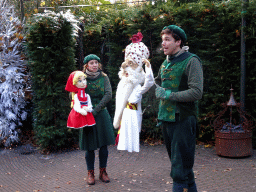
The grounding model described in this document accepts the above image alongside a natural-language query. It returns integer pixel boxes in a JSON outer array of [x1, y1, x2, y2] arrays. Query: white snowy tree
[[0, 0, 28, 147]]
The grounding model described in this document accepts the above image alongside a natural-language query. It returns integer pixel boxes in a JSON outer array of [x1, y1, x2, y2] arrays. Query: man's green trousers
[[161, 114, 197, 185]]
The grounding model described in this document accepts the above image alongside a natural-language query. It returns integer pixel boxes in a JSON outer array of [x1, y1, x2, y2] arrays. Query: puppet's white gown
[[117, 66, 154, 152]]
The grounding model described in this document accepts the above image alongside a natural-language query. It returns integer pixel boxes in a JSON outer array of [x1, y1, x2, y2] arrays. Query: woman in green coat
[[80, 54, 115, 185]]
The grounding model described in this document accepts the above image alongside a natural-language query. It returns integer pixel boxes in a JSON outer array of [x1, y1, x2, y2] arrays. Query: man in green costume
[[155, 25, 203, 192]]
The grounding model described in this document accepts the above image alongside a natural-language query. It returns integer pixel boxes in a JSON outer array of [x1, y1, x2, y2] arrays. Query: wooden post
[[77, 23, 84, 70], [240, 0, 248, 113], [20, 0, 24, 21]]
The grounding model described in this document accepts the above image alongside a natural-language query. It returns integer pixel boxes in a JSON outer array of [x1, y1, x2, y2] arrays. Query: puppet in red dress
[[65, 71, 96, 129]]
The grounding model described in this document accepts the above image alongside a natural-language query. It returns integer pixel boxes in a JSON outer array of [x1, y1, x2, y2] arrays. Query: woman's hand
[[82, 106, 88, 112], [79, 109, 87, 116]]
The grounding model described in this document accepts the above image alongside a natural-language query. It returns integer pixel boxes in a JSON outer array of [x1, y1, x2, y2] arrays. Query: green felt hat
[[83, 54, 101, 64], [163, 25, 187, 43]]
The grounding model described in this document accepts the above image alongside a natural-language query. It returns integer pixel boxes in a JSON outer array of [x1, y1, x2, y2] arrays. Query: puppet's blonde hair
[[70, 71, 87, 108], [73, 71, 87, 85]]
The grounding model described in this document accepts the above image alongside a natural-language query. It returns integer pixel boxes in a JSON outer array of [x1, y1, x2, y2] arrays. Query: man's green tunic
[[155, 48, 203, 185], [158, 52, 199, 122]]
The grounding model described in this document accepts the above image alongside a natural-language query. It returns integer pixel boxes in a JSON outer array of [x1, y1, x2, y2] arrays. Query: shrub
[[26, 10, 79, 151], [0, 0, 28, 147], [81, 0, 256, 146]]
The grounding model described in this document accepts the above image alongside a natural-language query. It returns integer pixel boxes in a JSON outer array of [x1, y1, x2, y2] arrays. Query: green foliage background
[[26, 15, 77, 151], [20, 0, 256, 149], [79, 0, 256, 145]]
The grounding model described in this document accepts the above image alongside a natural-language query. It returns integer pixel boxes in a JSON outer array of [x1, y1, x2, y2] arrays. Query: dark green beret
[[83, 54, 101, 64], [163, 25, 187, 43]]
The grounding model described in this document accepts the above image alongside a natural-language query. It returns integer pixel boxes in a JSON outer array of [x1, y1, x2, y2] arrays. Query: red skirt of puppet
[[67, 109, 96, 129]]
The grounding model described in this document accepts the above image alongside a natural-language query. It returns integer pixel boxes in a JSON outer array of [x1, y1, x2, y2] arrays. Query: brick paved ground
[[0, 144, 255, 192]]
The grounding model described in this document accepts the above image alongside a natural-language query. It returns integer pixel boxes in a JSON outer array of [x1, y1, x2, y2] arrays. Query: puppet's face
[[118, 56, 145, 87], [120, 57, 140, 77], [75, 76, 87, 88]]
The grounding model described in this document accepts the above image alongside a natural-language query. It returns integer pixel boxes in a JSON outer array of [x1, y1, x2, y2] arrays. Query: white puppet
[[113, 32, 154, 152]]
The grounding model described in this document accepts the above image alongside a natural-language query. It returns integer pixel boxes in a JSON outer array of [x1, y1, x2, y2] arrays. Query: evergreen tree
[[26, 10, 79, 151], [0, 0, 28, 147]]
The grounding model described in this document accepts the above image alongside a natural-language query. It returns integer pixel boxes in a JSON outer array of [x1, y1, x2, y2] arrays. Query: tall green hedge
[[26, 13, 77, 151], [23, 0, 256, 149], [80, 0, 256, 145]]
